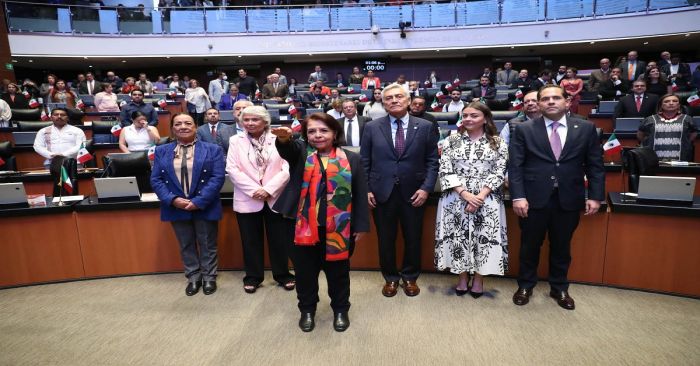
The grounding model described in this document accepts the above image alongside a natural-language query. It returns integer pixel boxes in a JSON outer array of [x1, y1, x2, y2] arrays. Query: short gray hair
[[241, 105, 271, 127], [381, 83, 410, 100]]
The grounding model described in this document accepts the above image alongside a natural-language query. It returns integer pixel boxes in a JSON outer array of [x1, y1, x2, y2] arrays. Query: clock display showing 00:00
[[365, 64, 386, 71]]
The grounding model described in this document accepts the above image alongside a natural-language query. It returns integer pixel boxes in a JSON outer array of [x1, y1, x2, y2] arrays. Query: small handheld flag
[[147, 144, 156, 161], [687, 94, 700, 107], [77, 143, 93, 164], [291, 118, 302, 133], [59, 166, 73, 194], [29, 98, 40, 108], [40, 109, 50, 121], [511, 99, 523, 110], [603, 133, 622, 155], [288, 104, 298, 116], [515, 89, 524, 99], [111, 124, 122, 137], [157, 99, 168, 108], [75, 99, 85, 110]]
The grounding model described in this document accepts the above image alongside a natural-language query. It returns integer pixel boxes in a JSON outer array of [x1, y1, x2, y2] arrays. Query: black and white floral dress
[[434, 133, 508, 275]]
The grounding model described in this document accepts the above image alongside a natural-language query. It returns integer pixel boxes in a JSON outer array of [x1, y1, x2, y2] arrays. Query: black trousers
[[517, 190, 580, 292], [290, 226, 351, 314], [235, 203, 295, 286], [373, 188, 425, 282]]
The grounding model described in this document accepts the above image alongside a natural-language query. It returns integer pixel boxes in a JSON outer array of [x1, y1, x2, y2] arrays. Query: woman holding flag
[[118, 111, 161, 153], [271, 112, 369, 333]]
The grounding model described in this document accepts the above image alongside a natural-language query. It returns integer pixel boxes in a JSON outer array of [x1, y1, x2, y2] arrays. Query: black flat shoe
[[299, 312, 315, 332], [333, 312, 350, 332], [185, 280, 201, 296], [203, 280, 217, 295], [469, 290, 483, 299], [455, 288, 469, 296]]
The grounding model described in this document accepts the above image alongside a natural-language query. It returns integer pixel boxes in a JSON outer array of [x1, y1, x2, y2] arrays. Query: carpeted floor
[[1, 271, 698, 366]]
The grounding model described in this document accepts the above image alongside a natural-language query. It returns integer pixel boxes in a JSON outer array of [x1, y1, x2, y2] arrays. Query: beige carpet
[[0, 271, 698, 366]]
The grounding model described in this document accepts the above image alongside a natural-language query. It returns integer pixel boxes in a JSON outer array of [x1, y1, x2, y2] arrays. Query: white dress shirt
[[443, 100, 465, 112], [343, 115, 361, 147], [544, 115, 568, 149], [33, 124, 87, 166]]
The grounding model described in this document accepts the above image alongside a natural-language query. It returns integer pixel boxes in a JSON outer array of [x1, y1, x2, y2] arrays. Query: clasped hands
[[459, 190, 486, 214], [173, 197, 199, 211]]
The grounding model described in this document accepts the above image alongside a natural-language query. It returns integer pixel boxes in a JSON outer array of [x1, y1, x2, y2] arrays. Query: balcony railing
[[4, 0, 696, 35]]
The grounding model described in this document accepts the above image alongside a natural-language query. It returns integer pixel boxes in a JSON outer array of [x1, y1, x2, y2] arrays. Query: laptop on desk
[[637, 176, 696, 206], [597, 101, 618, 114], [0, 183, 28, 208], [614, 117, 643, 133], [94, 177, 141, 202], [12, 131, 37, 146]]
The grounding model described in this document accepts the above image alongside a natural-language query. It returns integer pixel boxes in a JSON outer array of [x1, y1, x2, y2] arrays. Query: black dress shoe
[[185, 280, 202, 296], [550, 289, 576, 310], [469, 290, 483, 299], [333, 312, 350, 332], [512, 287, 533, 306], [455, 288, 469, 296], [299, 312, 315, 332], [203, 280, 217, 295]]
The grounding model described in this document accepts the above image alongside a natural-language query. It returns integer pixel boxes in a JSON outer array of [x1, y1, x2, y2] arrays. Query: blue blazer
[[150, 140, 225, 221], [217, 93, 248, 111], [508, 116, 605, 211], [196, 123, 236, 156], [360, 115, 439, 203]]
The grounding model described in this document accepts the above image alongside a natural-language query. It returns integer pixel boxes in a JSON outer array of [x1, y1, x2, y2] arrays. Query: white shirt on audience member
[[33, 124, 86, 166]]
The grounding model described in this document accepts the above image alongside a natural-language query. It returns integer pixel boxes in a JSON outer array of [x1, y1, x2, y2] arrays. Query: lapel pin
[[574, 125, 579, 128]]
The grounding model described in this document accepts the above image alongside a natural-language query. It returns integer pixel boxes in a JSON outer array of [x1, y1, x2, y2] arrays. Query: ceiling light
[[88, 65, 93, 68], [28, 59, 33, 63], [685, 33, 690, 37], [643, 41, 649, 45], [590, 41, 595, 44], [121, 60, 127, 63], [510, 46, 515, 49], [83, 57, 88, 60], [11, 59, 17, 63], [238, 55, 242, 58]]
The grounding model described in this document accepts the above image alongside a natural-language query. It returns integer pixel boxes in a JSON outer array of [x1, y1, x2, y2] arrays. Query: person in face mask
[[208, 72, 229, 105]]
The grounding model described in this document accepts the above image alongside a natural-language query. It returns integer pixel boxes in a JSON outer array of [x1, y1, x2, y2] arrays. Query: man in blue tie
[[508, 85, 605, 310], [360, 83, 439, 298]]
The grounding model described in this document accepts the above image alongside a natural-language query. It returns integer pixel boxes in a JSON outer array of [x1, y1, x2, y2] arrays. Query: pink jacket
[[225, 132, 290, 213]]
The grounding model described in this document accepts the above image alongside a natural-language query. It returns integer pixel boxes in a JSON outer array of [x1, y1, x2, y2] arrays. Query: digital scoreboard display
[[363, 60, 387, 72]]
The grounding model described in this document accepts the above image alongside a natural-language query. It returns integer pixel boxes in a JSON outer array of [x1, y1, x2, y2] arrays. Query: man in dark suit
[[510, 69, 533, 94], [337, 99, 367, 148], [360, 84, 439, 298], [619, 50, 647, 86], [196, 108, 236, 157], [78, 72, 102, 95], [408, 96, 438, 127], [478, 67, 496, 86], [613, 80, 658, 120], [470, 76, 497, 101], [407, 81, 428, 99], [497, 62, 517, 86], [530, 69, 552, 92], [509, 85, 605, 310], [599, 68, 629, 101], [661, 55, 692, 91], [261, 73, 289, 102]]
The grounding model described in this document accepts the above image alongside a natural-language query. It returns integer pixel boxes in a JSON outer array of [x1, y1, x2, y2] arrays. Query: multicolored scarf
[[295, 146, 353, 261]]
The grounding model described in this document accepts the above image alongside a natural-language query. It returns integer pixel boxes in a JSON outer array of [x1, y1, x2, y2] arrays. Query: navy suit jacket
[[196, 123, 236, 156], [360, 115, 439, 203], [508, 117, 605, 211], [150, 140, 225, 221]]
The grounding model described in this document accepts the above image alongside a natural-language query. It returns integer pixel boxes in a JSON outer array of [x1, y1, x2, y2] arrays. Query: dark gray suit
[[509, 116, 604, 292], [360, 115, 439, 282], [196, 123, 236, 157]]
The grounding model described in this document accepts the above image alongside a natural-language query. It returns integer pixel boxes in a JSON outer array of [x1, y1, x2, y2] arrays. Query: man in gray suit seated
[[196, 108, 236, 157]]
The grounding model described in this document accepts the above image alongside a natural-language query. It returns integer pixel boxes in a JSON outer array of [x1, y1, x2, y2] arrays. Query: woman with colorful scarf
[[272, 113, 369, 333], [226, 106, 296, 294]]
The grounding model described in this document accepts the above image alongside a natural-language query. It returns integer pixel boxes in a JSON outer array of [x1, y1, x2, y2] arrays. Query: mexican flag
[[430, 98, 440, 112], [358, 94, 368, 102], [444, 82, 454, 91], [77, 143, 92, 164], [58, 165, 73, 194], [0, 156, 5, 167], [515, 89, 524, 99], [688, 94, 700, 107], [291, 119, 302, 132], [603, 134, 622, 154], [453, 77, 460, 86], [111, 124, 122, 137], [75, 99, 85, 110], [40, 110, 50, 121], [147, 144, 156, 161], [288, 104, 297, 116], [347, 86, 354, 94], [511, 99, 523, 110], [157, 99, 168, 108], [29, 98, 40, 108]]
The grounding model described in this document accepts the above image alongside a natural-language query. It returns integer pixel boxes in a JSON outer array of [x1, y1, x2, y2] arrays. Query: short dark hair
[[537, 84, 568, 100], [50, 107, 68, 115], [301, 112, 344, 147], [130, 89, 144, 95], [131, 111, 147, 120]]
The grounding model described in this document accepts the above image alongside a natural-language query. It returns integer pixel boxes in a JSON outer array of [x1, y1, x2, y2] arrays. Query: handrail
[[2, 0, 697, 35]]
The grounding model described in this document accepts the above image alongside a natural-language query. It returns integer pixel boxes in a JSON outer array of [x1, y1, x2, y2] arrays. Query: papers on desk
[[24, 170, 51, 175], [140, 193, 160, 202], [52, 195, 85, 203], [621, 192, 638, 197]]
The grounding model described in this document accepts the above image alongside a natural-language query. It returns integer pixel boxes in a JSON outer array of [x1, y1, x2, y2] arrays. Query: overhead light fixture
[[11, 59, 17, 63], [88, 65, 93, 68], [510, 46, 515, 49], [121, 60, 127, 63], [436, 49, 440, 52], [166, 56, 171, 59], [643, 41, 649, 45], [590, 41, 595, 44], [28, 59, 33, 63], [685, 33, 690, 37], [83, 56, 88, 60]]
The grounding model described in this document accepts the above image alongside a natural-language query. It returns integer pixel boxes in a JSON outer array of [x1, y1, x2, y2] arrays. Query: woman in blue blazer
[[151, 113, 225, 296]]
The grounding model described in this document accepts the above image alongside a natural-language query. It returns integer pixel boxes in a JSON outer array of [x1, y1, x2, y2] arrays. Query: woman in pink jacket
[[226, 106, 295, 294]]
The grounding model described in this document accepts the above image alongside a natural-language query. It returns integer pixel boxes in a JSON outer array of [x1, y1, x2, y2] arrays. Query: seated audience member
[[185, 79, 211, 126], [361, 70, 381, 90], [500, 90, 541, 145], [408, 81, 427, 99], [599, 68, 629, 100], [218, 85, 248, 111], [409, 96, 438, 136], [121, 77, 140, 94], [613, 80, 659, 120], [104, 71, 123, 89], [659, 51, 672, 67], [119, 111, 161, 153], [120, 89, 158, 126], [314, 80, 331, 96], [348, 66, 364, 85], [150, 113, 225, 297], [637, 61, 667, 82], [496, 62, 517, 86], [2, 83, 29, 109], [225, 106, 295, 295], [337, 99, 368, 147], [470, 76, 497, 101], [0, 98, 10, 127], [196, 108, 235, 156], [334, 72, 347, 87], [261, 73, 289, 102], [94, 83, 120, 112], [442, 90, 465, 112], [182, 76, 192, 89], [395, 75, 409, 91], [644, 66, 672, 97], [553, 65, 567, 85], [50, 80, 78, 108], [33, 108, 86, 168], [72, 74, 85, 93], [561, 67, 584, 114], [693, 65, 700, 91], [308, 65, 328, 84], [510, 69, 533, 94], [78, 72, 101, 96], [302, 85, 328, 110], [136, 73, 154, 95], [153, 75, 168, 91], [327, 99, 344, 120], [588, 58, 612, 93], [287, 77, 298, 95], [530, 69, 552, 92], [361, 88, 388, 120], [479, 67, 496, 86], [637, 94, 697, 162]]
